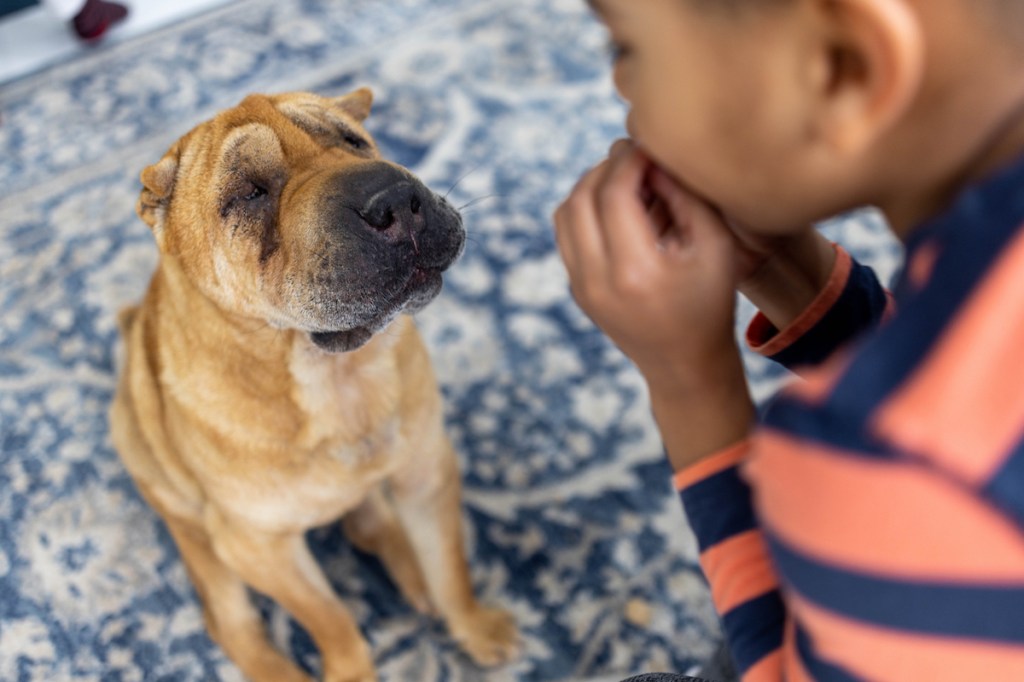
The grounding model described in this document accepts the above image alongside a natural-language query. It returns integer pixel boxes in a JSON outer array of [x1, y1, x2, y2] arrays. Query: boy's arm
[[737, 232, 893, 371], [735, 227, 838, 334], [674, 442, 786, 681]]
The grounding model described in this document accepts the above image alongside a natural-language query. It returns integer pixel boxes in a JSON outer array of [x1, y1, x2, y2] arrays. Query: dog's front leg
[[206, 506, 376, 682], [389, 434, 519, 667]]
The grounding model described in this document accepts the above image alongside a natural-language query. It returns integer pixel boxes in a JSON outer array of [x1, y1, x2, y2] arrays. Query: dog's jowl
[[109, 89, 519, 682]]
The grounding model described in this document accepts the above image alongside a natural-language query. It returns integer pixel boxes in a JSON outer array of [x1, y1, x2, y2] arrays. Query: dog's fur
[[109, 89, 518, 682]]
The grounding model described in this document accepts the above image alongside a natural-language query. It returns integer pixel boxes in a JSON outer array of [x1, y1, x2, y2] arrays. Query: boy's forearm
[[739, 230, 836, 332], [645, 352, 755, 472]]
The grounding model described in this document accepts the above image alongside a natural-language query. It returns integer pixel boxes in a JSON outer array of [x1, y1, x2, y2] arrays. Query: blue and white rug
[[0, 1, 903, 680]]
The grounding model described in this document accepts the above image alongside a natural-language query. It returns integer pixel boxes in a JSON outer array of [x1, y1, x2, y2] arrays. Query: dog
[[108, 89, 518, 682]]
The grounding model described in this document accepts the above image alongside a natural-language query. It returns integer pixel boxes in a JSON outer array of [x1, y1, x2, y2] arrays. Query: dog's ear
[[137, 143, 180, 240], [332, 87, 373, 122]]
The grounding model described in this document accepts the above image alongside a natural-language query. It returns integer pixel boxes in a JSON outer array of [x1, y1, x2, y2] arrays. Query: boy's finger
[[648, 167, 729, 249], [552, 203, 580, 276], [596, 147, 659, 263], [554, 162, 612, 278], [608, 138, 634, 159]]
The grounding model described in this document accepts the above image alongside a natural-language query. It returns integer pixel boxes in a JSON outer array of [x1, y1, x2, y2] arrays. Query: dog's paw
[[451, 605, 520, 667], [324, 663, 377, 682], [325, 673, 376, 682], [323, 639, 377, 682]]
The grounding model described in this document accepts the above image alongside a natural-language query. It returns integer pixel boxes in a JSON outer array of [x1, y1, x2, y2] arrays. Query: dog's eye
[[341, 132, 368, 150], [243, 183, 268, 201]]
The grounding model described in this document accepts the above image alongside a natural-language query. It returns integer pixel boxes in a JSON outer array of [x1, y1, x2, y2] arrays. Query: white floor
[[0, 0, 236, 85]]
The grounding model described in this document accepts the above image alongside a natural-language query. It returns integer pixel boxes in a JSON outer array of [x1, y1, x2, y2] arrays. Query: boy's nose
[[624, 111, 640, 141]]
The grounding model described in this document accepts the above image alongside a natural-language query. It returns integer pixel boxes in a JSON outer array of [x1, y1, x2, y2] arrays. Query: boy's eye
[[606, 39, 631, 63]]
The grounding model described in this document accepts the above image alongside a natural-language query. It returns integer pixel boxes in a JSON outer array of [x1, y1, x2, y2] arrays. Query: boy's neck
[[885, 93, 1024, 235]]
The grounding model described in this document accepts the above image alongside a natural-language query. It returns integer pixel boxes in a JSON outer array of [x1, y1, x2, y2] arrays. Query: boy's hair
[[986, 1, 1024, 47], [688, 0, 1023, 48], [682, 0, 793, 21]]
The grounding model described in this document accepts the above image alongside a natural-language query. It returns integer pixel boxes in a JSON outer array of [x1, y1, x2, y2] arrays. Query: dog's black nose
[[359, 181, 425, 232], [330, 162, 430, 239], [321, 162, 464, 269]]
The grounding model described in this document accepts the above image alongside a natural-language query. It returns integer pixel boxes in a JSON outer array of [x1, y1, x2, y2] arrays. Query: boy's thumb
[[648, 168, 730, 248]]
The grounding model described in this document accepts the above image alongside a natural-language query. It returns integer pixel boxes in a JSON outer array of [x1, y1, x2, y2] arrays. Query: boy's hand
[[554, 141, 756, 469], [553, 141, 741, 393]]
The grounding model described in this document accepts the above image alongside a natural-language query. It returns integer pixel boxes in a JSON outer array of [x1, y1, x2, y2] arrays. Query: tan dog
[[108, 89, 518, 682]]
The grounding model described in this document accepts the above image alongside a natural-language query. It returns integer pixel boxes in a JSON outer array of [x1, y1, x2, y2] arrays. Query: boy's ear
[[809, 0, 923, 155], [137, 142, 181, 245]]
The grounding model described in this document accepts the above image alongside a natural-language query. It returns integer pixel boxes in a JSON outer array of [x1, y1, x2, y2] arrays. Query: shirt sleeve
[[675, 441, 786, 680], [746, 246, 892, 372]]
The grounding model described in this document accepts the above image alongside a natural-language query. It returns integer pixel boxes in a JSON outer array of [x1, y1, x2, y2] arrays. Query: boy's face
[[593, 0, 826, 232]]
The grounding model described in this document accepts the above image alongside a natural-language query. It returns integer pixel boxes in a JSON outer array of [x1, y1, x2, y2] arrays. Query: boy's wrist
[[644, 352, 755, 472], [739, 231, 837, 332]]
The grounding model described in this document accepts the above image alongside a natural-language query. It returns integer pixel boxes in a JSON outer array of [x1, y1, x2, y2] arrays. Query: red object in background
[[71, 0, 127, 41]]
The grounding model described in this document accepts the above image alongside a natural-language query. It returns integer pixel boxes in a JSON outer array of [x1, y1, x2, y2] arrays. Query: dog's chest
[[288, 336, 404, 465], [210, 340, 410, 531]]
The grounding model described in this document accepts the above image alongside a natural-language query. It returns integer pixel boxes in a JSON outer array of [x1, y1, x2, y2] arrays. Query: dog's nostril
[[357, 185, 423, 231], [360, 207, 395, 230]]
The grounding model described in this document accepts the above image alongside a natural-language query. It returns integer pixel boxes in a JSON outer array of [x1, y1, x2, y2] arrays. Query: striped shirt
[[676, 153, 1024, 681]]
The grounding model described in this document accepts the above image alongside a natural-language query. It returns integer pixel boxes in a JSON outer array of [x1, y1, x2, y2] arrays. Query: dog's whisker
[[443, 162, 486, 199], [457, 194, 504, 212]]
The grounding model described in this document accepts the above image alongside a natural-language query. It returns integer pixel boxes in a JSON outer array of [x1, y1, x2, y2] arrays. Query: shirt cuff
[[673, 439, 752, 491], [746, 245, 852, 358]]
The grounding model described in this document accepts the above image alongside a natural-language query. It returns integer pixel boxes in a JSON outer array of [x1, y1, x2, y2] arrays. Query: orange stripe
[[747, 245, 852, 359], [906, 239, 941, 292], [743, 649, 783, 682], [781, 618, 815, 682], [699, 529, 779, 615], [673, 439, 750, 490], [873, 223, 1024, 485], [790, 592, 1024, 680], [746, 431, 1024, 581]]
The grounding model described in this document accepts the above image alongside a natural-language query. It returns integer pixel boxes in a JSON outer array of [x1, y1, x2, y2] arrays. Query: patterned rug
[[0, 0, 903, 680]]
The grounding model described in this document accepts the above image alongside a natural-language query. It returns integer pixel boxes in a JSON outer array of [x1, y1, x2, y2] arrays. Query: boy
[[554, 0, 1024, 680]]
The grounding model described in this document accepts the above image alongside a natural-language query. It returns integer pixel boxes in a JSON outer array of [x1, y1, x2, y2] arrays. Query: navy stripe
[[766, 532, 1024, 643], [794, 623, 863, 682], [761, 397, 894, 460], [826, 158, 1024, 436], [720, 590, 786, 674], [769, 257, 889, 370], [678, 466, 757, 552], [986, 442, 1024, 527]]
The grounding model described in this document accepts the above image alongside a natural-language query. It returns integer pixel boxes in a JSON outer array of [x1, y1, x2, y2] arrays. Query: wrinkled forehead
[[181, 94, 374, 178], [272, 94, 369, 144]]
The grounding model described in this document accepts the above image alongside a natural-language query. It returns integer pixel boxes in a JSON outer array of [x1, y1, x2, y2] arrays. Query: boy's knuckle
[[552, 203, 566, 225], [570, 283, 594, 309], [565, 191, 591, 217], [612, 266, 646, 296], [598, 182, 630, 212]]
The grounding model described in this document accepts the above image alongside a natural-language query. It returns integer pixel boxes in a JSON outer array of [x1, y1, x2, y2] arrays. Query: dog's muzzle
[[301, 163, 465, 353]]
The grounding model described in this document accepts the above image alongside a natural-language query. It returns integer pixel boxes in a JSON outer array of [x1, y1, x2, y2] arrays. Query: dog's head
[[136, 89, 464, 353]]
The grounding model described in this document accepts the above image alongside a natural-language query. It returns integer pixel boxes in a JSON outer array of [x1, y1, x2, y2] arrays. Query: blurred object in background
[[44, 0, 130, 42], [0, 0, 232, 85]]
